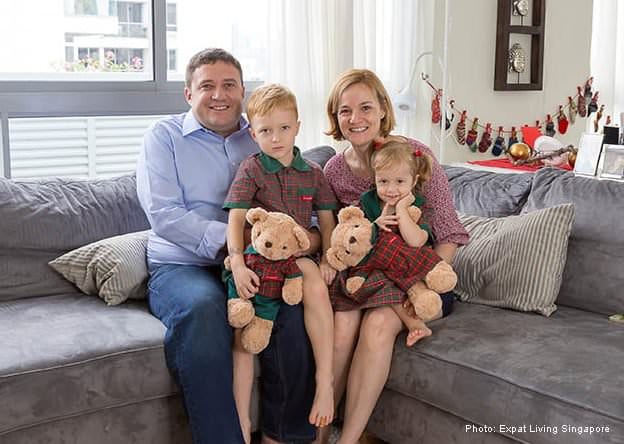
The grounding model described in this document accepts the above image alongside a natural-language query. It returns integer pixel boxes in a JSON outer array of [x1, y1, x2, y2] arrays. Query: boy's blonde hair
[[246, 84, 299, 123], [371, 141, 432, 192], [325, 69, 396, 141]]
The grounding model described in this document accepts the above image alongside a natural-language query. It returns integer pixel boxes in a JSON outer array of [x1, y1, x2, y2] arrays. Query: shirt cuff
[[197, 221, 228, 260]]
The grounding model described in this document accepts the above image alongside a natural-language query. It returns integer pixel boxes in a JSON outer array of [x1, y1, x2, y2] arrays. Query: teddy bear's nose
[[349, 236, 357, 244], [265, 241, 272, 248]]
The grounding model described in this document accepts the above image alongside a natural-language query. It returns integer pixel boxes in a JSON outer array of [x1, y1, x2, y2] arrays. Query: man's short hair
[[185, 48, 243, 87], [246, 84, 299, 123]]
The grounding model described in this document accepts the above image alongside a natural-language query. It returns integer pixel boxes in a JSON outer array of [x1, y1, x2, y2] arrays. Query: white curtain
[[265, 0, 434, 151], [591, 0, 624, 128]]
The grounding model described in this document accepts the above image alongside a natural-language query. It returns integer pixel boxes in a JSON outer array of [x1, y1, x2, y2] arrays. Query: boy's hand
[[375, 203, 399, 232], [396, 192, 416, 211], [320, 259, 337, 285], [231, 260, 260, 299]]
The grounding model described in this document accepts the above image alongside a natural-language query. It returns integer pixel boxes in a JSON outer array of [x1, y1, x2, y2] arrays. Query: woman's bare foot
[[309, 383, 335, 428], [406, 319, 432, 347]]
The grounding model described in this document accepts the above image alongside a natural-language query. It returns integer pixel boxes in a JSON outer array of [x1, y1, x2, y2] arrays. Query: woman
[[319, 69, 469, 444]]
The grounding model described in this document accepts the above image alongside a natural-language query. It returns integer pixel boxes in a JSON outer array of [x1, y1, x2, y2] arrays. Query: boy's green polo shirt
[[224, 147, 337, 228], [359, 188, 433, 241]]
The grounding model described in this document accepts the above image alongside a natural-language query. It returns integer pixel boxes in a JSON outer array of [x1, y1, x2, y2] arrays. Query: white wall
[[429, 0, 593, 164]]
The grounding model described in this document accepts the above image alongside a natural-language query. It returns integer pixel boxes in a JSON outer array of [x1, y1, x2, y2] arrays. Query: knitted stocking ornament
[[443, 111, 454, 130], [466, 118, 479, 152], [431, 89, 441, 124], [557, 106, 569, 135], [584, 77, 593, 103], [545, 114, 556, 137], [577, 86, 587, 118], [478, 123, 493, 153], [568, 96, 577, 124], [508, 126, 519, 147], [491, 126, 506, 156], [587, 91, 599, 116], [594, 105, 605, 132], [456, 110, 467, 145]]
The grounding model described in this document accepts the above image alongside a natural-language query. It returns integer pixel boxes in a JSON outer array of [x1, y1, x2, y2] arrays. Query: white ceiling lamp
[[392, 50, 432, 116]]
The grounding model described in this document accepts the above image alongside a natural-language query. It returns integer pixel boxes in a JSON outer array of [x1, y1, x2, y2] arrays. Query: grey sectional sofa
[[1, 148, 623, 444]]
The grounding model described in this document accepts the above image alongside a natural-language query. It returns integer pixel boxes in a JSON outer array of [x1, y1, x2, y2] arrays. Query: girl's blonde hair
[[371, 141, 432, 192], [325, 69, 396, 141]]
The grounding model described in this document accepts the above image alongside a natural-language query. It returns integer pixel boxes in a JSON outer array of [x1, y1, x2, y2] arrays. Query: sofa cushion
[[523, 168, 624, 315], [387, 302, 624, 444], [454, 204, 574, 316], [0, 294, 176, 436], [49, 231, 149, 306], [444, 165, 533, 217], [0, 175, 149, 302]]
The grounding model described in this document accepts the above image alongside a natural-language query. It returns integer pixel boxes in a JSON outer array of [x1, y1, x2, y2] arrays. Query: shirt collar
[[258, 146, 310, 173], [182, 111, 250, 138]]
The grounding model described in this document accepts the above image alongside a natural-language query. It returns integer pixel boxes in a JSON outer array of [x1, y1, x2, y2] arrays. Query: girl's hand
[[231, 263, 260, 299], [375, 203, 399, 232], [320, 259, 337, 285], [396, 192, 416, 211]]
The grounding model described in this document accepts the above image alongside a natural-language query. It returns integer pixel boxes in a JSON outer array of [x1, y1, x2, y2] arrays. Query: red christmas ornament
[[492, 126, 506, 156], [456, 110, 467, 145], [466, 118, 479, 152], [557, 106, 569, 134], [478, 123, 493, 153], [431, 89, 441, 124]]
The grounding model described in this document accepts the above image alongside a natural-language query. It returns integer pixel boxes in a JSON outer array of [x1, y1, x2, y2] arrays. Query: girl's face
[[375, 162, 417, 206], [337, 83, 385, 150]]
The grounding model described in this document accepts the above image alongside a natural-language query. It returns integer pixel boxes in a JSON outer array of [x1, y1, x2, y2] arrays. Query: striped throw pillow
[[49, 231, 148, 306], [454, 204, 574, 316]]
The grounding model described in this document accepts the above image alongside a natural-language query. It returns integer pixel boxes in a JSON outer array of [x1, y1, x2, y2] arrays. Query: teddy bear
[[326, 206, 457, 321], [224, 208, 310, 354]]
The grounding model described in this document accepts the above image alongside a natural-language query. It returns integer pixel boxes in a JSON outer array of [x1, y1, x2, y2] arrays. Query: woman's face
[[337, 83, 385, 149]]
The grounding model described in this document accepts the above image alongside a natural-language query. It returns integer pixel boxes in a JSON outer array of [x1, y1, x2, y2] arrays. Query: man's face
[[184, 61, 245, 137]]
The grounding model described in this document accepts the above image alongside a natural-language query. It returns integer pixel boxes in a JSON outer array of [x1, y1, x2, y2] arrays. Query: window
[[168, 49, 177, 72], [73, 0, 98, 16], [166, 3, 177, 32]]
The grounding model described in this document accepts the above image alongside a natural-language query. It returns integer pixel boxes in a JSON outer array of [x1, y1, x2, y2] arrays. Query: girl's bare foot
[[406, 321, 432, 347], [309, 383, 335, 428]]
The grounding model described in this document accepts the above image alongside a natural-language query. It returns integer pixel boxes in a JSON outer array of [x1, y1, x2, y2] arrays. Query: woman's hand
[[375, 203, 399, 232], [320, 258, 337, 285], [230, 257, 260, 299]]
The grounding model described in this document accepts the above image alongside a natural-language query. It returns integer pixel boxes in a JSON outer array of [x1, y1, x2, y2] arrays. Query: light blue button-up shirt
[[136, 111, 258, 266]]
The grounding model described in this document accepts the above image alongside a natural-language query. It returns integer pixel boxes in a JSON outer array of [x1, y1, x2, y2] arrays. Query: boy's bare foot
[[406, 322, 432, 347], [309, 383, 334, 428]]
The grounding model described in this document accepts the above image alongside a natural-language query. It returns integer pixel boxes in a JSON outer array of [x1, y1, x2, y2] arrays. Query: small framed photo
[[574, 133, 604, 176], [600, 144, 624, 179]]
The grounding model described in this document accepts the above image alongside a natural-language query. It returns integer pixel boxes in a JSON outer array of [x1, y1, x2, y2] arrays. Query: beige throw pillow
[[49, 231, 149, 306], [454, 204, 574, 316]]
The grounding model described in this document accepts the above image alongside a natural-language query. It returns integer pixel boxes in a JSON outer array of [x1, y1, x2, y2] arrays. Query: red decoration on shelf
[[557, 106, 569, 134]]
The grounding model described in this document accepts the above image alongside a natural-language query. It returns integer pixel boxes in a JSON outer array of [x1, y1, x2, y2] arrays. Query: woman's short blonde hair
[[371, 140, 432, 192], [325, 69, 396, 141]]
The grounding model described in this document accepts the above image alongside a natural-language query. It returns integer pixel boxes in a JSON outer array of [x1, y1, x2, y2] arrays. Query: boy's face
[[184, 61, 244, 137], [374, 163, 417, 206], [250, 107, 300, 166]]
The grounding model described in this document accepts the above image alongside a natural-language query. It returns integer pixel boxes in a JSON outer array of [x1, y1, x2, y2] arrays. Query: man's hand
[[375, 203, 399, 232]]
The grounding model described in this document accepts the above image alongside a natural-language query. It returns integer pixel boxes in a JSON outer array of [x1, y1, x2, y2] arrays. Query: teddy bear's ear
[[247, 207, 269, 225], [338, 206, 365, 224], [293, 226, 311, 251], [325, 247, 347, 271]]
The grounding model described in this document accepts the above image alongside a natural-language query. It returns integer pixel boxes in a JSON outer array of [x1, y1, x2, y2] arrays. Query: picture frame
[[600, 144, 624, 180], [574, 132, 604, 176]]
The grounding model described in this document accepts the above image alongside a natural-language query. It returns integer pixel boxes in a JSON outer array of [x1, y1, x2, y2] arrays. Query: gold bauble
[[508, 142, 531, 160], [568, 151, 577, 168]]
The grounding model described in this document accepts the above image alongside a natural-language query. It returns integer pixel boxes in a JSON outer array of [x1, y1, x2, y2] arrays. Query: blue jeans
[[147, 263, 316, 444]]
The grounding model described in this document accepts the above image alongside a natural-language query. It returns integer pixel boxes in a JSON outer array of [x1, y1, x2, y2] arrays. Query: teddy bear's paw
[[346, 276, 366, 294], [241, 317, 274, 354], [282, 277, 303, 305], [425, 261, 458, 293], [407, 287, 442, 322], [228, 299, 255, 328]]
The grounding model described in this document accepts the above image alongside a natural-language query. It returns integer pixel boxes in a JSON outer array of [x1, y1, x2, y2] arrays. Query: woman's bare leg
[[337, 306, 403, 444], [296, 258, 335, 428], [232, 330, 254, 444]]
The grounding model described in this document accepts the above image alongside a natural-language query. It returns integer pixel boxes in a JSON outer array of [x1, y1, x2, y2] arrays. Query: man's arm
[[137, 124, 226, 260]]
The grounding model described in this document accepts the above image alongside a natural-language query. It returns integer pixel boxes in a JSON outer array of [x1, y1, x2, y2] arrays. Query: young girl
[[360, 139, 437, 346]]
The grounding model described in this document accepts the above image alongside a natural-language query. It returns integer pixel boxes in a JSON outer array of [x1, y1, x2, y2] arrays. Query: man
[[137, 48, 316, 444]]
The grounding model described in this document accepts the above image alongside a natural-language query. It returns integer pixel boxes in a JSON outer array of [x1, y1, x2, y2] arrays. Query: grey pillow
[[454, 204, 575, 316], [49, 231, 148, 306]]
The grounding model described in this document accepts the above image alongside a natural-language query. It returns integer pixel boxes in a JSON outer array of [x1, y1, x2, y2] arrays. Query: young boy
[[224, 84, 336, 443]]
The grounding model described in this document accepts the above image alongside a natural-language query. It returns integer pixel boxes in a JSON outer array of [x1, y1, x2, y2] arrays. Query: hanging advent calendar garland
[[421, 75, 611, 156]]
